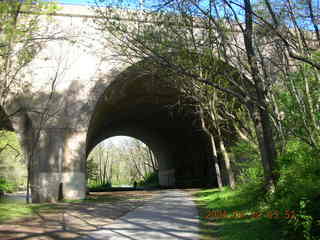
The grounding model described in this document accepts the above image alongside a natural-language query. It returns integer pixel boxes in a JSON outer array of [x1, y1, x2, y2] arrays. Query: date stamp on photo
[[204, 210, 296, 220]]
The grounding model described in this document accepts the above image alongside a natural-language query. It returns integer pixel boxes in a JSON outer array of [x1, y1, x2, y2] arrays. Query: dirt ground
[[0, 190, 159, 240]]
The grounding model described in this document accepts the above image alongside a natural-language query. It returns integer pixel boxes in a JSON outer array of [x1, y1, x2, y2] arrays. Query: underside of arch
[[86, 62, 217, 187]]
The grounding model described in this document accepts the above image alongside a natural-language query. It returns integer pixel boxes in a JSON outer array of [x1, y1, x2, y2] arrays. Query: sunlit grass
[[0, 191, 150, 223], [0, 203, 57, 223], [194, 187, 283, 240]]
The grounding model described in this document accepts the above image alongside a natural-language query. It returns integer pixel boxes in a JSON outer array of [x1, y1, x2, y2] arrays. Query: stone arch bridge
[[1, 4, 220, 202]]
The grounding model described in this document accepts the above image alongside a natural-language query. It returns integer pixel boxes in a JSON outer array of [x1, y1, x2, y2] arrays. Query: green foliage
[[86, 157, 98, 183], [228, 139, 320, 239], [270, 140, 319, 209], [87, 137, 157, 187], [265, 140, 320, 240], [276, 53, 320, 148], [231, 140, 264, 199], [0, 177, 18, 193], [292, 199, 317, 240], [0, 0, 58, 54], [88, 182, 112, 192], [231, 140, 259, 162], [195, 188, 282, 240], [0, 0, 59, 107], [96, 1, 319, 238], [0, 130, 25, 191], [138, 171, 159, 187]]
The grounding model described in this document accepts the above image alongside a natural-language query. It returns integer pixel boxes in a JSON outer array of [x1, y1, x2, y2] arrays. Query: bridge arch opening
[[86, 136, 158, 188], [86, 62, 216, 188]]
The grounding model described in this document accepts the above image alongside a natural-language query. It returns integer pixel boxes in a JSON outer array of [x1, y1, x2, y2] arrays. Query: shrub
[[138, 171, 159, 187], [267, 140, 320, 240], [0, 177, 17, 193], [233, 139, 320, 240], [88, 182, 112, 192]]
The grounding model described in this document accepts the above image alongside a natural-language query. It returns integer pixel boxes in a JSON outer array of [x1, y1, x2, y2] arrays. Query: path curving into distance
[[81, 190, 199, 240]]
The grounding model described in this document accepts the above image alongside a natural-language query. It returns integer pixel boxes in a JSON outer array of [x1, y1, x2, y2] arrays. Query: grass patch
[[0, 203, 58, 223], [0, 191, 151, 223], [194, 187, 283, 240], [0, 194, 133, 223]]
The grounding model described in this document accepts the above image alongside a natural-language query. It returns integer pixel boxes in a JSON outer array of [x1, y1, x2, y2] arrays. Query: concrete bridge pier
[[31, 129, 87, 202], [10, 112, 87, 202], [158, 169, 175, 187]]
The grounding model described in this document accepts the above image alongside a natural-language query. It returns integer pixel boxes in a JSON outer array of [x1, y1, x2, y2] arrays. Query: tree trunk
[[210, 133, 223, 189], [199, 106, 223, 188], [248, 103, 278, 191], [99, 155, 102, 185], [209, 98, 235, 189], [218, 136, 235, 189], [26, 150, 32, 203], [244, 0, 278, 191], [26, 167, 31, 204]]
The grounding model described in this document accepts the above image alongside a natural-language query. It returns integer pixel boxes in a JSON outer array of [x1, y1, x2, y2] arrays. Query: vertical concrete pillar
[[62, 131, 86, 200], [31, 128, 65, 202], [158, 169, 175, 187], [28, 129, 86, 202]]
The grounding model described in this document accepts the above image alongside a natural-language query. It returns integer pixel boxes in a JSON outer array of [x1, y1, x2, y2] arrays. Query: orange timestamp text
[[204, 210, 296, 219]]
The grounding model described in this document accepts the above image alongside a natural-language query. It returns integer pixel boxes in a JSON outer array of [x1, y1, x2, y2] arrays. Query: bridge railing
[[47, 0, 154, 9]]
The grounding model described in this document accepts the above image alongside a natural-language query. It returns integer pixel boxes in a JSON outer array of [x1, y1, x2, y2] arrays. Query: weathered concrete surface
[[2, 5, 217, 202], [81, 190, 199, 240]]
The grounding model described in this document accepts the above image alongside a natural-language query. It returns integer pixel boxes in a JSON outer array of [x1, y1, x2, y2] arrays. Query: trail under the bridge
[[81, 190, 199, 240]]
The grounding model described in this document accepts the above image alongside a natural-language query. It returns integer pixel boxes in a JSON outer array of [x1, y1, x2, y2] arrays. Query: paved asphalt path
[[81, 190, 199, 240]]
